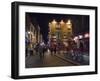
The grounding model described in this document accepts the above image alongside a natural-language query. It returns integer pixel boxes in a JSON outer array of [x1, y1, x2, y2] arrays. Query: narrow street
[[25, 52, 76, 68], [25, 13, 90, 68]]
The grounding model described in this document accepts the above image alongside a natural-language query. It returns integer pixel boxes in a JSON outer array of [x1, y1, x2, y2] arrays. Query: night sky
[[26, 12, 89, 43]]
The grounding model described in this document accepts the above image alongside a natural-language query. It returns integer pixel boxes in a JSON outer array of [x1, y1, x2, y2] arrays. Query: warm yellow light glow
[[52, 19, 57, 24], [48, 22, 51, 27], [60, 20, 64, 24], [66, 19, 71, 24], [49, 22, 51, 25], [67, 26, 71, 29], [66, 19, 72, 29]]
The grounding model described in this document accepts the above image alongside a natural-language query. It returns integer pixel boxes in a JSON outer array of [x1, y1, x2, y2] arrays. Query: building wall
[[49, 19, 73, 43]]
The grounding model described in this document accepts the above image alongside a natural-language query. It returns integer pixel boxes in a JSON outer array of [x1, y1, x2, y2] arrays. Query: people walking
[[38, 42, 47, 59]]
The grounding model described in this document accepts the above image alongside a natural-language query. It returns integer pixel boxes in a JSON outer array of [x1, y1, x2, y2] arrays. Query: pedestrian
[[38, 43, 42, 59], [54, 43, 57, 54], [43, 44, 47, 55], [39, 42, 45, 59], [30, 44, 33, 56], [50, 43, 54, 55], [34, 43, 39, 55]]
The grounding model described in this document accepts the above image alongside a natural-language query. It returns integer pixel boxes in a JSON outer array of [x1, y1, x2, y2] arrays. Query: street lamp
[[74, 36, 78, 41], [84, 33, 89, 38], [66, 19, 72, 29], [60, 20, 64, 25], [60, 19, 65, 32], [28, 31, 31, 34], [52, 19, 57, 24], [79, 35, 83, 39]]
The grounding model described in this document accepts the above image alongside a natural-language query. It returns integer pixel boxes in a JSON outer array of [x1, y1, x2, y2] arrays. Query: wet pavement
[[25, 52, 77, 68]]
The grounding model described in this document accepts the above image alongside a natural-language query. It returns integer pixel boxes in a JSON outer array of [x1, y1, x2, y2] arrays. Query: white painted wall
[[0, 0, 99, 81]]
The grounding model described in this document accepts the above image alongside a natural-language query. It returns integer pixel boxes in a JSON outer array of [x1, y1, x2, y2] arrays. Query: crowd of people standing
[[25, 37, 89, 60]]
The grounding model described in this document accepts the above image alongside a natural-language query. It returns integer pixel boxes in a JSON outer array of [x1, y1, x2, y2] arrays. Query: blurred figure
[[50, 43, 54, 55], [79, 40, 84, 54], [38, 42, 46, 59], [50, 43, 57, 55], [53, 43, 57, 54], [34, 43, 39, 55], [43, 44, 48, 55]]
